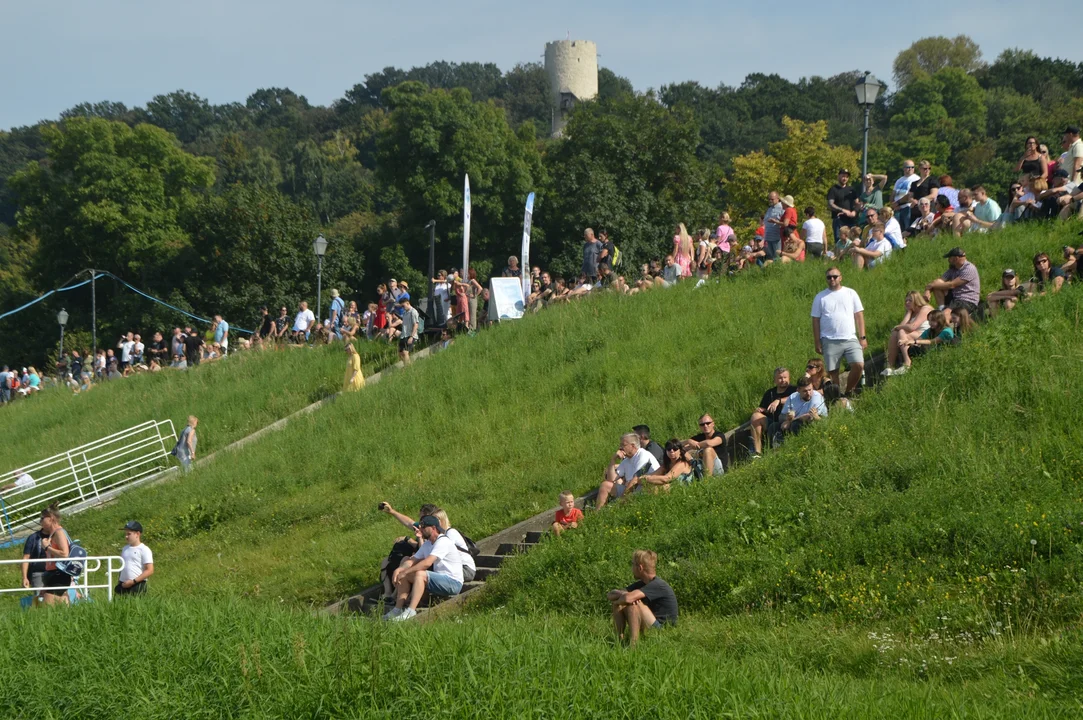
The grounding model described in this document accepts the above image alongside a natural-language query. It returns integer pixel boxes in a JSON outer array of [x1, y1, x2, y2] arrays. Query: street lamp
[[313, 234, 328, 325], [854, 71, 883, 178], [57, 308, 69, 379]]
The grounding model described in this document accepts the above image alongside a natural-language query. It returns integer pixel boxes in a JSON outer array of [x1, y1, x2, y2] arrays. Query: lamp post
[[854, 71, 883, 178], [424, 221, 437, 326], [313, 234, 328, 325], [57, 308, 69, 380]]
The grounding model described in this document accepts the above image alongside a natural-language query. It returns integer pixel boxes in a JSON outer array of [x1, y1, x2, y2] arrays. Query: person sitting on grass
[[633, 425, 665, 466], [552, 491, 584, 536], [635, 439, 695, 492], [596, 433, 660, 509], [116, 521, 154, 596], [986, 269, 1023, 318], [387, 515, 464, 621], [897, 310, 954, 373], [779, 225, 805, 263], [843, 222, 891, 269], [748, 367, 796, 457], [607, 549, 678, 646], [925, 247, 980, 325], [1024, 252, 1066, 296], [682, 414, 726, 476], [774, 376, 828, 445], [882, 291, 932, 376]]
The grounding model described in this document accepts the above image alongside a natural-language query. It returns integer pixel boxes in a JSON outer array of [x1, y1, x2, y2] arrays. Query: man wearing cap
[[811, 267, 866, 396], [1061, 126, 1083, 184], [926, 248, 980, 324], [387, 515, 464, 621], [398, 296, 420, 366], [328, 289, 345, 339], [117, 521, 154, 596], [826, 170, 858, 245], [762, 192, 785, 260]]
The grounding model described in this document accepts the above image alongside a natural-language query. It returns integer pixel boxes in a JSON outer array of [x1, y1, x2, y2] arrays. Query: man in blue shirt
[[328, 289, 345, 337], [213, 315, 229, 355], [775, 376, 828, 445], [762, 191, 785, 260]]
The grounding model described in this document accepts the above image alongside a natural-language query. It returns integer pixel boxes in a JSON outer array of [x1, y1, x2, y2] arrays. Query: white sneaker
[[880, 368, 894, 377], [894, 366, 908, 376], [391, 608, 417, 621], [383, 607, 402, 620]]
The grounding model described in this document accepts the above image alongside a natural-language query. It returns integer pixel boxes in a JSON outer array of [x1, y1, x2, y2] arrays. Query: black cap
[[417, 515, 443, 531], [838, 168, 850, 175], [944, 247, 966, 258], [1054, 168, 1070, 179], [123, 521, 143, 533]]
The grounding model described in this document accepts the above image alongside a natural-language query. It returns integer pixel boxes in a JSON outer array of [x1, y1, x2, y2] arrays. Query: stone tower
[[544, 39, 598, 138]]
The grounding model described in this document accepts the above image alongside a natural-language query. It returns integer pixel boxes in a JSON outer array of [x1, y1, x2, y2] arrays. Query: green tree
[[726, 117, 860, 236], [598, 68, 634, 100], [892, 35, 985, 90], [542, 92, 714, 276], [9, 118, 215, 283], [376, 81, 544, 271]]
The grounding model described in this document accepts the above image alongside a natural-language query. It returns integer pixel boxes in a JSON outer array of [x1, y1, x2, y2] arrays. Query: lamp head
[[313, 234, 328, 257], [57, 308, 69, 327], [854, 71, 882, 106]]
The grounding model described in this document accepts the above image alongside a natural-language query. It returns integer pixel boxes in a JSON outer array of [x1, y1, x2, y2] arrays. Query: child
[[552, 491, 583, 536], [117, 521, 154, 595], [606, 549, 679, 646]]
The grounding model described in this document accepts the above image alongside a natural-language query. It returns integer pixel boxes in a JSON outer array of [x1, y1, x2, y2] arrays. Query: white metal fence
[[0, 555, 126, 604], [0, 420, 177, 542]]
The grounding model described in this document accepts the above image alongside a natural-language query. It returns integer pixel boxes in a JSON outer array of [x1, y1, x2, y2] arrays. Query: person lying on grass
[[596, 433, 660, 509], [607, 550, 678, 647], [387, 515, 464, 622], [632, 439, 695, 492], [552, 491, 583, 536]]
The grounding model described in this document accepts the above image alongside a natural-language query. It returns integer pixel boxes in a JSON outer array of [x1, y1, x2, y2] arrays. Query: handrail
[[0, 555, 126, 603]]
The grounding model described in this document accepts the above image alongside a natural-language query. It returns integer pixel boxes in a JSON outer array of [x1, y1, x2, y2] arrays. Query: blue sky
[[2, 0, 1075, 130]]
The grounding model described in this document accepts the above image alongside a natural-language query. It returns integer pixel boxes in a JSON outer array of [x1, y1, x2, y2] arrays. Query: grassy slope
[[0, 341, 395, 469], [23, 222, 1075, 607], [0, 599, 1077, 719]]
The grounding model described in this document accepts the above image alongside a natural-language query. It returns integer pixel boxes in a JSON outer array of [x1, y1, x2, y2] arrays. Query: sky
[[2, 0, 1077, 131]]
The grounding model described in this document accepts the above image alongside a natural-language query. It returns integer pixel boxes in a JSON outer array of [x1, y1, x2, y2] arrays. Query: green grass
[[0, 599, 1077, 719], [0, 341, 396, 470], [12, 222, 1078, 607]]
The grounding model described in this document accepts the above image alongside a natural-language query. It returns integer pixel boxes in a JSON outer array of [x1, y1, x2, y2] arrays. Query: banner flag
[[520, 192, 534, 302], [463, 175, 471, 274]]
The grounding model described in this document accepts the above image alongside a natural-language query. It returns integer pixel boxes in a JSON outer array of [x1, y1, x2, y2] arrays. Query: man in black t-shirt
[[598, 229, 616, 269], [21, 529, 48, 590], [183, 330, 204, 366], [683, 414, 726, 476], [607, 549, 678, 646], [748, 367, 796, 457], [257, 306, 275, 339], [632, 425, 665, 467], [147, 332, 169, 363], [903, 160, 939, 214], [826, 169, 858, 244]]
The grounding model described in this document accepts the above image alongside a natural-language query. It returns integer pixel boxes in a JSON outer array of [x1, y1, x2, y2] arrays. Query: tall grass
[[0, 341, 395, 470], [13, 222, 1075, 607], [0, 598, 1076, 719]]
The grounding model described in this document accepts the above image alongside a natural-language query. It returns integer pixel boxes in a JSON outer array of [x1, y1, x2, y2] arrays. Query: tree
[[138, 91, 215, 144], [9, 118, 215, 283], [542, 92, 714, 276], [726, 117, 860, 237], [892, 35, 985, 90], [502, 63, 551, 136], [598, 68, 634, 101], [376, 82, 544, 271]]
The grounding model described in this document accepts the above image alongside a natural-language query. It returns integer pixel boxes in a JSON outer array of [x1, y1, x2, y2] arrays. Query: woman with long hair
[[344, 342, 364, 391], [451, 272, 471, 328], [1017, 136, 1048, 182], [634, 439, 695, 493], [898, 309, 953, 372], [466, 268, 483, 332], [883, 291, 932, 376], [986, 269, 1022, 318], [673, 223, 694, 278], [1026, 252, 1066, 296], [779, 226, 806, 263], [39, 504, 71, 606]]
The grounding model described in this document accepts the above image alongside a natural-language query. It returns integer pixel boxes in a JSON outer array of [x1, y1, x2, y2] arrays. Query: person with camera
[[386, 515, 464, 621], [773, 376, 828, 446]]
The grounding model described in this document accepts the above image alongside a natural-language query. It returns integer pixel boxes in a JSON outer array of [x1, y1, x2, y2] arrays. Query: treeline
[[0, 36, 1081, 365]]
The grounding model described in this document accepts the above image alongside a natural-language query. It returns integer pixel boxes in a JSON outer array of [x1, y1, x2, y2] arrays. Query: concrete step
[[474, 566, 500, 581], [496, 542, 534, 556], [475, 554, 505, 568], [524, 531, 545, 544]]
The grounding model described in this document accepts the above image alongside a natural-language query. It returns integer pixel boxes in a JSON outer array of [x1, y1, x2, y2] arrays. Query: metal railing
[[0, 420, 177, 542], [0, 555, 126, 603]]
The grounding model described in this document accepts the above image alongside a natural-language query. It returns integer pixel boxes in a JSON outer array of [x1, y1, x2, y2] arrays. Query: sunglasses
[[806, 364, 818, 370], [903, 165, 915, 169], [827, 274, 841, 279], [699, 421, 713, 426]]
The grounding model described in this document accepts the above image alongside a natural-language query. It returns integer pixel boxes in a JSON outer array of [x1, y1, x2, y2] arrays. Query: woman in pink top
[[715, 212, 735, 254], [673, 224, 694, 278]]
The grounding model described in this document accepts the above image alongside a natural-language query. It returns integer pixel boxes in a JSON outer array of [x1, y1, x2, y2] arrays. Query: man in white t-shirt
[[801, 206, 826, 258], [1061, 126, 1083, 184], [811, 267, 867, 396], [597, 433, 661, 509], [890, 159, 920, 231], [117, 521, 154, 595], [388, 515, 464, 621], [1, 468, 35, 494], [291, 301, 316, 342]]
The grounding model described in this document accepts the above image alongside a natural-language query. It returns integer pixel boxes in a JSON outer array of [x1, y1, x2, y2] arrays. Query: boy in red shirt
[[552, 491, 583, 536]]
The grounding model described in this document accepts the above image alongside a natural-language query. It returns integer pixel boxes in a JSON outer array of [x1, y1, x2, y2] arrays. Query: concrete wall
[[544, 39, 598, 137]]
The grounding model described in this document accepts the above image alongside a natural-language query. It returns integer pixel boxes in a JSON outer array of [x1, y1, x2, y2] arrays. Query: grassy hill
[[1, 222, 1081, 717], [0, 341, 395, 471]]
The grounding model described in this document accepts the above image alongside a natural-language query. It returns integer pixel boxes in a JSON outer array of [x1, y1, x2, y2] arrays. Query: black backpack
[[449, 529, 480, 557]]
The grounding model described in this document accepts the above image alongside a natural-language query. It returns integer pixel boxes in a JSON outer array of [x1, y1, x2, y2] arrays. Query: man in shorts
[[811, 267, 866, 396], [926, 247, 980, 325], [387, 515, 464, 621], [398, 296, 420, 365], [596, 433, 660, 509], [607, 549, 678, 646], [682, 413, 726, 476]]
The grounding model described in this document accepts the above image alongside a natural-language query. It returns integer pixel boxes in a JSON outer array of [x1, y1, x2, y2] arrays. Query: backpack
[[55, 530, 88, 578], [449, 529, 480, 557]]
